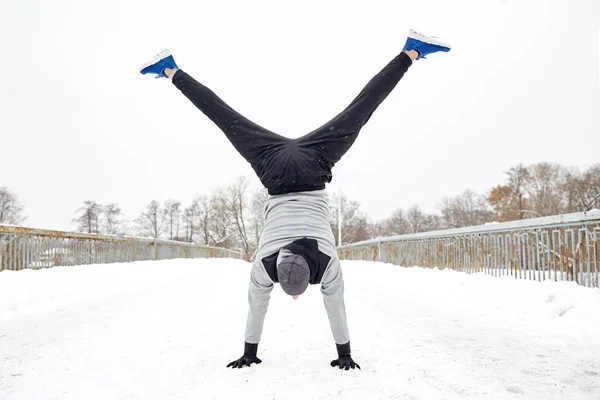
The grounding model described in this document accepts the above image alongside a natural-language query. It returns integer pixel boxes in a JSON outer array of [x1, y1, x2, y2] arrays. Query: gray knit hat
[[277, 254, 310, 296]]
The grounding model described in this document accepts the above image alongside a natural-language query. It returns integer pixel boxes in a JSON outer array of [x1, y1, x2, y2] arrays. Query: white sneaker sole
[[408, 29, 452, 49], [139, 49, 171, 72]]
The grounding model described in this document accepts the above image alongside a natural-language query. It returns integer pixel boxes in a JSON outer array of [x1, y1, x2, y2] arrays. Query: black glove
[[227, 342, 262, 369], [330, 341, 361, 370]]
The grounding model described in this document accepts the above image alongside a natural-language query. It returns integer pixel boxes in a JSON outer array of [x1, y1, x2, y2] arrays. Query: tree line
[[2, 162, 598, 258], [70, 176, 268, 259], [366, 162, 599, 240]]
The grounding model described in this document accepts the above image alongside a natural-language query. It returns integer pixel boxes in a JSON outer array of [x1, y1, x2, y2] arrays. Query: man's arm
[[227, 261, 273, 368], [245, 261, 274, 343], [320, 258, 350, 344], [321, 258, 361, 370]]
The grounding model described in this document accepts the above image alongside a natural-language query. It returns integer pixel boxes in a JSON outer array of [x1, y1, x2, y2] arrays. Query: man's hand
[[227, 342, 262, 369], [331, 341, 361, 371], [331, 355, 361, 370], [227, 354, 262, 369]]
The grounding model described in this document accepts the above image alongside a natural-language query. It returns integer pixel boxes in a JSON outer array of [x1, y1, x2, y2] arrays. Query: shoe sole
[[408, 29, 452, 49], [139, 49, 171, 72]]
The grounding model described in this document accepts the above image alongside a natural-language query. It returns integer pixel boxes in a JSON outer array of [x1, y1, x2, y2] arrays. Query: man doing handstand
[[140, 29, 451, 370]]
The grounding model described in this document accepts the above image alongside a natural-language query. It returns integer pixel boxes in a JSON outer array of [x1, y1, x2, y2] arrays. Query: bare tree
[[73, 201, 101, 234], [226, 176, 252, 257], [103, 203, 124, 235], [192, 195, 213, 245], [440, 189, 491, 228], [249, 188, 269, 251], [564, 164, 600, 212], [182, 202, 198, 243], [135, 200, 164, 239], [0, 187, 26, 225], [329, 192, 369, 246], [407, 205, 426, 233], [422, 213, 442, 232], [348, 214, 371, 244], [379, 207, 440, 236], [208, 188, 234, 247], [382, 209, 410, 236], [525, 162, 567, 217], [367, 220, 384, 239], [163, 199, 182, 240], [507, 164, 530, 219]]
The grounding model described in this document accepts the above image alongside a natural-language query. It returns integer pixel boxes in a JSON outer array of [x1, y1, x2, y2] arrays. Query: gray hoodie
[[244, 189, 350, 345]]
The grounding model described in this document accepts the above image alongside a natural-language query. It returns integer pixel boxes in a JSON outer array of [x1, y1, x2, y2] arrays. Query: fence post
[[0, 235, 4, 271]]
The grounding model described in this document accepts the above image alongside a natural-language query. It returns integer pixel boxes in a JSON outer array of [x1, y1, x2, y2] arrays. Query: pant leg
[[296, 52, 412, 166], [172, 70, 289, 169]]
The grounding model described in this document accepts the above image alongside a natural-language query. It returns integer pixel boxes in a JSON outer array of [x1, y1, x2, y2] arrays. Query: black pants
[[172, 52, 412, 195]]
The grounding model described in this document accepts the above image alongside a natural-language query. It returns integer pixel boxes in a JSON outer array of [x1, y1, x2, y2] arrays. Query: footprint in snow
[[505, 385, 525, 394]]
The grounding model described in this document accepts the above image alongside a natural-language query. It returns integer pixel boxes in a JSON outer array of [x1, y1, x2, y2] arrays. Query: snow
[[472, 268, 599, 287], [1, 259, 599, 400]]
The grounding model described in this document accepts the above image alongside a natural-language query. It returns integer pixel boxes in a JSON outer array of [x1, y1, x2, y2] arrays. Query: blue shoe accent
[[402, 29, 451, 60], [139, 49, 179, 78]]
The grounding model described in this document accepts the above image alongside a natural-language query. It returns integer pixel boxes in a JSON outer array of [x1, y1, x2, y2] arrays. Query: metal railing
[[0, 225, 243, 271], [338, 210, 600, 288]]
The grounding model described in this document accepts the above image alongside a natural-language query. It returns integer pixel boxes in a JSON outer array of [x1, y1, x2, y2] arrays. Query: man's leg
[[164, 68, 289, 169], [296, 50, 417, 166]]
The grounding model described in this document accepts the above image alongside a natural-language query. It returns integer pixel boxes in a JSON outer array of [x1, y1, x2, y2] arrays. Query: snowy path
[[1, 259, 599, 400]]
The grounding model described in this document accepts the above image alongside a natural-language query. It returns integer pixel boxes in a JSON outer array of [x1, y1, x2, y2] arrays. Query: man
[[140, 29, 451, 370]]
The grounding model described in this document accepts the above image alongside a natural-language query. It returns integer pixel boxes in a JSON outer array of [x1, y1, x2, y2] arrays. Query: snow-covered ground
[[1, 259, 599, 400]]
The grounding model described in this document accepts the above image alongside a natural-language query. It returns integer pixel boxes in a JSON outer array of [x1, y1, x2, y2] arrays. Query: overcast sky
[[1, 0, 599, 231]]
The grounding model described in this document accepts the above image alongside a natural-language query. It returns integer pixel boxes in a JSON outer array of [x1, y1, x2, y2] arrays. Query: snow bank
[[1, 259, 599, 399]]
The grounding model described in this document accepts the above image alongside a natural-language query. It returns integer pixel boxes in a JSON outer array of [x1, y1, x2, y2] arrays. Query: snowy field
[[1, 259, 599, 400]]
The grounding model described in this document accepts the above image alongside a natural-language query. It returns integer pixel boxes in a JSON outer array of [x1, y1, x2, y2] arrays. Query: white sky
[[1, 0, 599, 231]]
